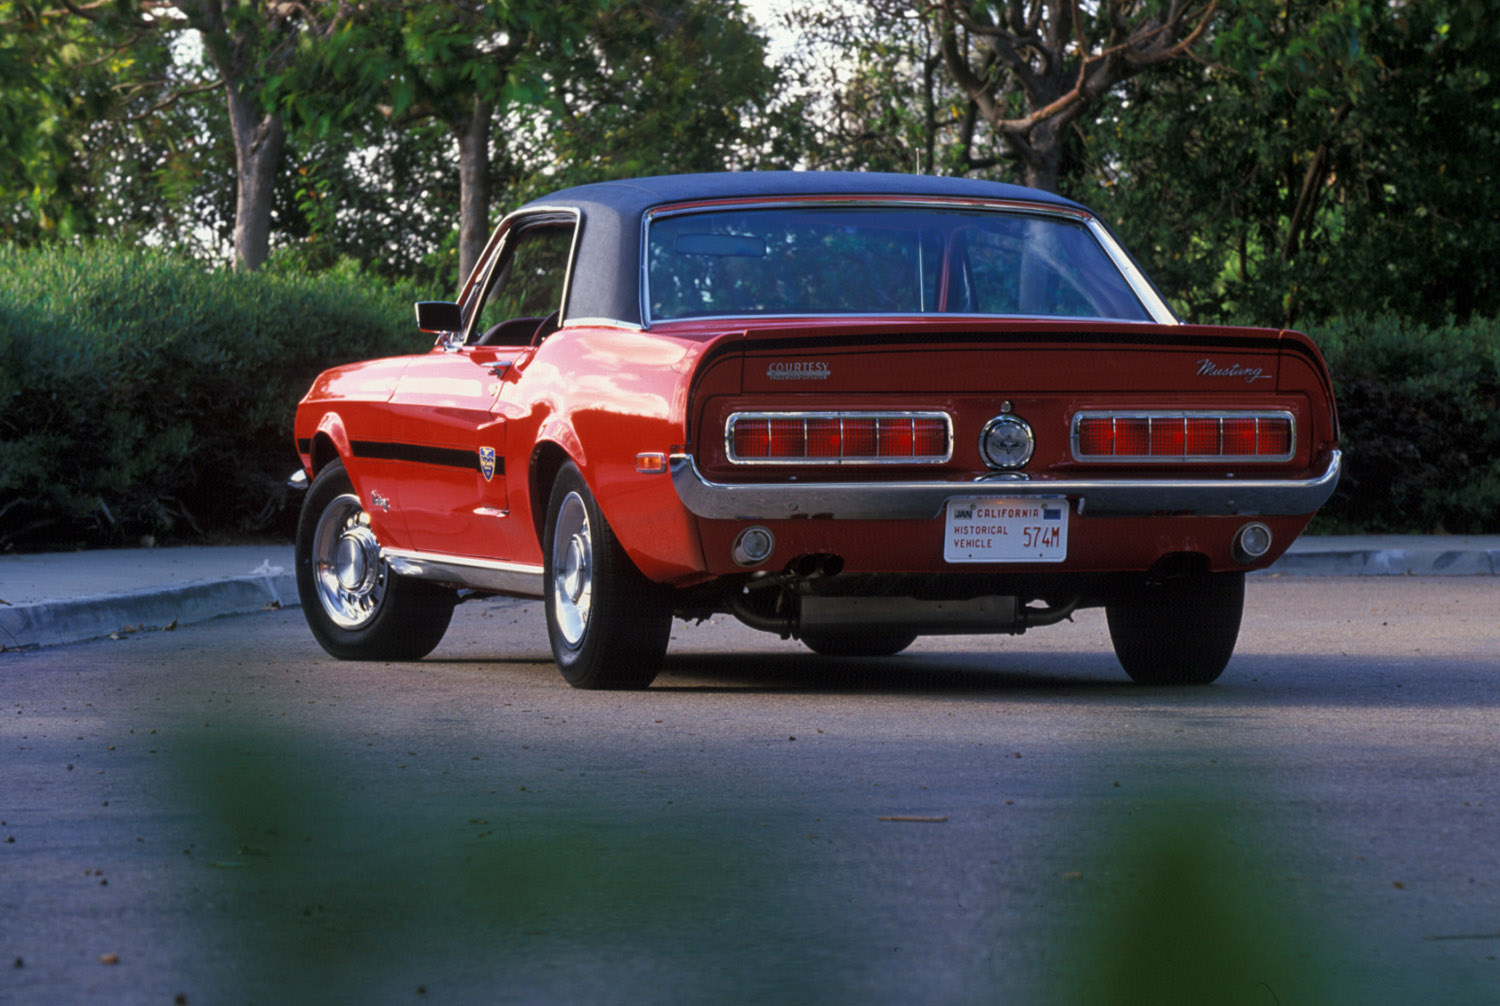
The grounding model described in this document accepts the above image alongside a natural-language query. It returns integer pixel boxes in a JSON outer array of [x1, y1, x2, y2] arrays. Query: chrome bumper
[[670, 450, 1341, 521]]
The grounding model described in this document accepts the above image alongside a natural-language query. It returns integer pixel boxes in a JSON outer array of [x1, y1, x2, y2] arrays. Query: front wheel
[[1105, 572, 1245, 685], [295, 460, 455, 661], [543, 463, 671, 689]]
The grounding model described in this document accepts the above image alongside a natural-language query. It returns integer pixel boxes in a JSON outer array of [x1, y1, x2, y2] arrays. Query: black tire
[[800, 629, 918, 657], [295, 460, 455, 661], [543, 462, 672, 689], [1105, 571, 1244, 685]]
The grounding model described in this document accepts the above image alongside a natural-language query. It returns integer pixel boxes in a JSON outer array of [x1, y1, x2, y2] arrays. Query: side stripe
[[350, 440, 502, 475]]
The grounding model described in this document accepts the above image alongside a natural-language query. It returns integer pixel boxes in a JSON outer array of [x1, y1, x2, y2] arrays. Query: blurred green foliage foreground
[[165, 722, 1345, 1004], [2, 242, 1497, 550]]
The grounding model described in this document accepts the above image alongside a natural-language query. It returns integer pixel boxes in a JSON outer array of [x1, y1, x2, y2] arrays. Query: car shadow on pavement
[[652, 648, 1136, 695]]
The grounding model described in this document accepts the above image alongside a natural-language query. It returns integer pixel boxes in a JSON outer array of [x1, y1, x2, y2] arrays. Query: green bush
[[0, 243, 431, 548], [3, 244, 1497, 547], [1311, 315, 1500, 534]]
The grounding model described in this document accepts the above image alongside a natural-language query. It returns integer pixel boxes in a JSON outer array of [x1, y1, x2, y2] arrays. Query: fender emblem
[[478, 446, 497, 482], [369, 491, 391, 511]]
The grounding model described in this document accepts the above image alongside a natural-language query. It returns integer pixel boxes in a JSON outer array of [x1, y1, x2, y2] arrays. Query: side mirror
[[415, 301, 463, 333]]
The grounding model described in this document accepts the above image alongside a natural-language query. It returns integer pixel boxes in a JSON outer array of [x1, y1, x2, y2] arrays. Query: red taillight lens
[[732, 419, 771, 459], [1075, 416, 1114, 456], [1073, 412, 1295, 462], [877, 418, 914, 457], [1115, 417, 1151, 456], [766, 418, 805, 458], [1258, 416, 1292, 456], [1185, 417, 1220, 455], [913, 417, 949, 456], [1221, 417, 1257, 456], [804, 417, 842, 458], [1150, 417, 1186, 457], [728, 413, 950, 464]]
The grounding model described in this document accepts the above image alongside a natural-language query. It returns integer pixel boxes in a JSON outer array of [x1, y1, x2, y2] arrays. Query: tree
[[306, 1, 607, 286], [779, 0, 958, 174], [542, 0, 801, 186], [1094, 0, 1500, 325], [783, 0, 1218, 193], [19, 0, 366, 272], [932, 0, 1219, 192]]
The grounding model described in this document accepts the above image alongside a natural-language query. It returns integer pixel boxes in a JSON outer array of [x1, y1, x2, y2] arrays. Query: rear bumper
[[670, 450, 1341, 521]]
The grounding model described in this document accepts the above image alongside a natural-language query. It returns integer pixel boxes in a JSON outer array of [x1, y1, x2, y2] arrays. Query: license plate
[[943, 497, 1069, 563]]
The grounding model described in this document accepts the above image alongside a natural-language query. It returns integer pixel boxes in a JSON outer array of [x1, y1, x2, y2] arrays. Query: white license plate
[[943, 497, 1069, 563]]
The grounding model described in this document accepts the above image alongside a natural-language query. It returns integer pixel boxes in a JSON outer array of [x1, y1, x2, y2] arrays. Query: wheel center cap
[[561, 534, 589, 603], [335, 527, 379, 592]]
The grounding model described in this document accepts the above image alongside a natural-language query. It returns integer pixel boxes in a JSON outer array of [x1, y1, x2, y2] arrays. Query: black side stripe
[[350, 440, 502, 475]]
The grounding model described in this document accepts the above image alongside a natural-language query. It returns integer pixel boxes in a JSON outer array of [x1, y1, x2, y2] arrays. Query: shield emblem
[[478, 446, 497, 482]]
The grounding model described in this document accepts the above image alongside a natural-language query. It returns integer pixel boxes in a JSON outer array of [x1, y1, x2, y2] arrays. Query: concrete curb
[[1, 573, 297, 651], [3, 535, 1496, 652], [1262, 536, 1500, 578], [1265, 546, 1500, 577]]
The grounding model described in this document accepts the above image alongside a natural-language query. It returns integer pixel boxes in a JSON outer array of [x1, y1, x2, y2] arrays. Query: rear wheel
[[1105, 571, 1244, 685], [800, 629, 918, 657], [295, 460, 455, 661], [544, 462, 671, 689]]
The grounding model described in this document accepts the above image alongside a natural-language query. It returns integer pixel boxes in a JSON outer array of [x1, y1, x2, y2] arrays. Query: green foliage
[[1092, 0, 1500, 327], [0, 243, 427, 548], [1311, 315, 1500, 533], [541, 0, 802, 185]]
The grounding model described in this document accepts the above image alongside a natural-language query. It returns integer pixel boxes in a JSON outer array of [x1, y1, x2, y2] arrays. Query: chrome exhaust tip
[[732, 526, 775, 566], [1232, 521, 1273, 564]]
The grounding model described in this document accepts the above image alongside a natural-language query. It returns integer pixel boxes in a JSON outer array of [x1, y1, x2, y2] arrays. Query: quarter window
[[473, 221, 575, 343]]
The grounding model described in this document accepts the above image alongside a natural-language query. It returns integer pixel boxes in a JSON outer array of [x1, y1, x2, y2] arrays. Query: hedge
[[2, 244, 1497, 548], [0, 244, 428, 548], [1312, 315, 1500, 535]]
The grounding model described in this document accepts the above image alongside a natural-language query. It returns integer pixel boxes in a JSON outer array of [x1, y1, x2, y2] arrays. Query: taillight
[[727, 412, 951, 464], [1072, 412, 1295, 462]]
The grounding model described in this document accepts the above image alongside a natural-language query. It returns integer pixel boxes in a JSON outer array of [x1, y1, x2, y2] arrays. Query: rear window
[[646, 205, 1149, 323]]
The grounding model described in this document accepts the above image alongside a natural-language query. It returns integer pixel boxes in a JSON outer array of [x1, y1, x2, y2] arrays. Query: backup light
[[1072, 412, 1295, 463]]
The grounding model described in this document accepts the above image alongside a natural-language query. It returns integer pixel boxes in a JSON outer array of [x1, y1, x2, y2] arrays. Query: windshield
[[646, 205, 1150, 323]]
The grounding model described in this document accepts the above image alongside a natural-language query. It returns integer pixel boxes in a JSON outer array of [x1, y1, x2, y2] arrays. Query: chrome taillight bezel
[[725, 411, 954, 466], [1070, 410, 1297, 463]]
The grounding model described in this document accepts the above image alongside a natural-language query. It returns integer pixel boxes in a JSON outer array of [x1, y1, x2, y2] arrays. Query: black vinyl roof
[[514, 171, 1088, 328]]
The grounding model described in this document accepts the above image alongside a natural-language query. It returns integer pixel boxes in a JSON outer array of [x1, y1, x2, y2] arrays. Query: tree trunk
[[1020, 121, 1064, 193], [225, 84, 284, 273], [456, 97, 494, 290]]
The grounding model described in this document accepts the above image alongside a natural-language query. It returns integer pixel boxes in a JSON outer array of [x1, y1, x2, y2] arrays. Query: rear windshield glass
[[646, 206, 1149, 323]]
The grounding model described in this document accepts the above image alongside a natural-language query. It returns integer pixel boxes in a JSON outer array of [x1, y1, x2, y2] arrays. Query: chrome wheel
[[311, 492, 387, 630], [550, 490, 593, 649], [541, 462, 670, 689]]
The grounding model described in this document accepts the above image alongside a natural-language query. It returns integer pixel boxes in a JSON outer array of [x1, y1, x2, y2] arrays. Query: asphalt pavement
[[2, 534, 1497, 651]]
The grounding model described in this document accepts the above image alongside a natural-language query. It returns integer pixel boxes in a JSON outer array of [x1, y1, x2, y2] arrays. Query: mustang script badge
[[1196, 358, 1271, 383], [478, 446, 497, 482]]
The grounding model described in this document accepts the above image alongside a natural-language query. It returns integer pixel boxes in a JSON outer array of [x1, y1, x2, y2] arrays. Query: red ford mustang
[[292, 171, 1340, 688]]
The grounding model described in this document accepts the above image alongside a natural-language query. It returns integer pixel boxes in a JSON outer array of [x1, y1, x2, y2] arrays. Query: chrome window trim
[[463, 206, 584, 345], [561, 316, 643, 331], [1070, 410, 1299, 464], [1083, 217, 1178, 324], [724, 410, 954, 466], [638, 198, 1177, 328], [646, 311, 1160, 327]]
